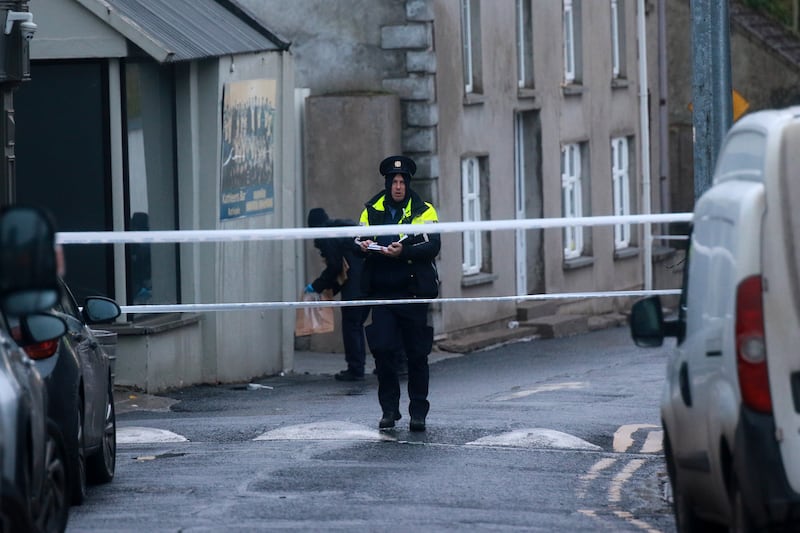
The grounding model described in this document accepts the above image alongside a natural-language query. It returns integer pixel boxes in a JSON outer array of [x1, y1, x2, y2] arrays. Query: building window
[[611, 136, 631, 249], [124, 62, 180, 307], [461, 0, 482, 95], [516, 0, 534, 89], [462, 156, 491, 275], [563, 0, 582, 84], [611, 0, 626, 79], [562, 143, 589, 259]]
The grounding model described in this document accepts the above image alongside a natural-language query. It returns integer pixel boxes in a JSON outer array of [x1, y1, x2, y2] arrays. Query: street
[[66, 326, 675, 532]]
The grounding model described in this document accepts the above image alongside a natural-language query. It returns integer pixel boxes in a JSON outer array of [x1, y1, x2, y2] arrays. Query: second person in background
[[306, 207, 370, 381]]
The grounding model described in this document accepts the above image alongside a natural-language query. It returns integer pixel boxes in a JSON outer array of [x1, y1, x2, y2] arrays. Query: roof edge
[[75, 0, 174, 62], [215, 0, 291, 51]]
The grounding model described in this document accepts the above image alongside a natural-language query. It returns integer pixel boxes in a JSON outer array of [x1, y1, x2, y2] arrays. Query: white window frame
[[562, 143, 583, 259], [462, 157, 482, 275], [611, 137, 631, 249], [462, 0, 474, 94], [563, 0, 576, 83], [516, 0, 533, 89], [611, 0, 621, 78]]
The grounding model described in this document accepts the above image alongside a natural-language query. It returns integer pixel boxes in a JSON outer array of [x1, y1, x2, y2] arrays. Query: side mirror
[[82, 296, 121, 324], [0, 206, 59, 315], [630, 296, 667, 347], [19, 313, 67, 344]]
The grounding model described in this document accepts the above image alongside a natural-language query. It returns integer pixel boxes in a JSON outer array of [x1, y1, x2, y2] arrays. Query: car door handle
[[679, 362, 693, 407], [705, 337, 722, 357]]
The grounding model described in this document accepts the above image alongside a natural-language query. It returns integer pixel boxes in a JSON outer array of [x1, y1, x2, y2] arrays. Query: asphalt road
[[66, 326, 676, 532]]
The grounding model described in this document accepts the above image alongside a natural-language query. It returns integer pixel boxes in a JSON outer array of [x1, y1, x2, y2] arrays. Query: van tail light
[[23, 340, 59, 360], [735, 275, 772, 414]]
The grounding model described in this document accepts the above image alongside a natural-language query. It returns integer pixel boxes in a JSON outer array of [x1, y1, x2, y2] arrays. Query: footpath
[[113, 302, 630, 415]]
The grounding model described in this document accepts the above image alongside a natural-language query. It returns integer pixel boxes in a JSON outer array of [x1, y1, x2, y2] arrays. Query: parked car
[[1, 314, 71, 533], [0, 205, 71, 532], [630, 107, 800, 531], [9, 278, 121, 506]]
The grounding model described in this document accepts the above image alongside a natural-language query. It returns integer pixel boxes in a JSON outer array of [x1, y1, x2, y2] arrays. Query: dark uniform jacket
[[310, 218, 364, 301], [359, 190, 440, 298]]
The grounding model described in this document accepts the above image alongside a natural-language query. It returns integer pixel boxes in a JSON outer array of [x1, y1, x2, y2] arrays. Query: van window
[[714, 131, 765, 183]]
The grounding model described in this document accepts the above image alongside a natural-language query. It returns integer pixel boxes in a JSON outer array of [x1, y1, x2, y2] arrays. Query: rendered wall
[[301, 93, 401, 353], [206, 53, 297, 382], [235, 0, 406, 94]]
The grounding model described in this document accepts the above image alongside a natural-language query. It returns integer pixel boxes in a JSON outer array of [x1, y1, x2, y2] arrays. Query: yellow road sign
[[687, 89, 750, 122], [733, 89, 749, 121]]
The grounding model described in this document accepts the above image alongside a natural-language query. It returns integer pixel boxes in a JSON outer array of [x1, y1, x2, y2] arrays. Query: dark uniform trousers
[[366, 301, 434, 419], [341, 304, 371, 375]]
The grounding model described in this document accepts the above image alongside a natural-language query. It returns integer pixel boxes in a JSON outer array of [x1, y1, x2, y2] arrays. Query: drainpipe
[[658, 0, 670, 217], [637, 0, 653, 290], [0, 1, 34, 207]]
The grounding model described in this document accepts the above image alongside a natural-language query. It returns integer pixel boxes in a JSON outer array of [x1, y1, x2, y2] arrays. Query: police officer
[[358, 155, 440, 431]]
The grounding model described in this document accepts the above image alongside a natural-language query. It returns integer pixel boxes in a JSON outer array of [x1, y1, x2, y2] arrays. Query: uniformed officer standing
[[358, 155, 440, 431]]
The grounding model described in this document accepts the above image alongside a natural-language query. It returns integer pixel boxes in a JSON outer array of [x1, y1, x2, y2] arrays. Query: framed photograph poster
[[220, 79, 277, 220]]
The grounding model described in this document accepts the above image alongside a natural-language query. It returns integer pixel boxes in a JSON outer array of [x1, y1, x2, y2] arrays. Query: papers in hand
[[367, 243, 385, 252]]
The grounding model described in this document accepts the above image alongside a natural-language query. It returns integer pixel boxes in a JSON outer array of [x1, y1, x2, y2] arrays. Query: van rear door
[[761, 118, 800, 492]]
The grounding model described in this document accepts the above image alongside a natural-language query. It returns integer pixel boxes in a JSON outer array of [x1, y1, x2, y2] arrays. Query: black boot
[[379, 411, 402, 429], [409, 417, 426, 432]]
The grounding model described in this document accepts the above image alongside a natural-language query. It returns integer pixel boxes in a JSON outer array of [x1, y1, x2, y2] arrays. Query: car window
[[55, 280, 81, 321], [714, 131, 765, 184]]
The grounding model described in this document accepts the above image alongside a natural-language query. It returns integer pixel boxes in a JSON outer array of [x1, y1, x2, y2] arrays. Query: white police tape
[[55, 212, 691, 314], [57, 212, 693, 244], [120, 289, 681, 314]]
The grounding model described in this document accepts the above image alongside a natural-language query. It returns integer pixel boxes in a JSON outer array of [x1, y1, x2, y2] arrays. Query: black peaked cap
[[379, 155, 416, 178]]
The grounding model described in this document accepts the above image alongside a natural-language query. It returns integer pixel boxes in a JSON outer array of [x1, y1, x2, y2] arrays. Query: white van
[[630, 107, 800, 531]]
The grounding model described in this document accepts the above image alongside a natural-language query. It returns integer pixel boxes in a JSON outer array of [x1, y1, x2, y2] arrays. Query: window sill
[[463, 93, 486, 106], [106, 313, 202, 336], [517, 88, 538, 100], [562, 83, 585, 97], [652, 245, 677, 262], [563, 255, 594, 270], [611, 78, 629, 89], [614, 246, 639, 260], [461, 271, 498, 287]]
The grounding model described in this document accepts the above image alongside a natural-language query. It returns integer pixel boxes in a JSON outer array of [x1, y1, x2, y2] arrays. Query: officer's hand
[[304, 283, 315, 293], [358, 239, 372, 252], [384, 241, 403, 257]]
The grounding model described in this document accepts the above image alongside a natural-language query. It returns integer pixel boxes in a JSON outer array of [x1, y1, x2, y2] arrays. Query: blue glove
[[304, 283, 315, 293]]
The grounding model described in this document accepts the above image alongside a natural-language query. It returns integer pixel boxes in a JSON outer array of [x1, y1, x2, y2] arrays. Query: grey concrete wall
[[546, 0, 647, 300], [300, 93, 401, 352], [432, 0, 519, 332], [236, 0, 407, 94], [208, 53, 298, 382], [114, 322, 203, 394]]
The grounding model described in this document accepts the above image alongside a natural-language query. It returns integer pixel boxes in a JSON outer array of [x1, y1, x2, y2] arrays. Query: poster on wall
[[220, 79, 277, 220]]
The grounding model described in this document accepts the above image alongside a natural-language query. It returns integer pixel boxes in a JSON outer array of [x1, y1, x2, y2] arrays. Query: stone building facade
[[239, 0, 670, 350]]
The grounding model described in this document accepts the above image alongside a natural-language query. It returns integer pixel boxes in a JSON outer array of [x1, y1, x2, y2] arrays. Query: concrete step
[[516, 300, 561, 321], [437, 323, 539, 353], [523, 314, 588, 339], [587, 312, 628, 331], [437, 311, 629, 354]]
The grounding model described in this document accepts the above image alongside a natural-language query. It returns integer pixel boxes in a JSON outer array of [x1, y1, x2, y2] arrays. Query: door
[[15, 61, 113, 302], [514, 111, 544, 296]]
